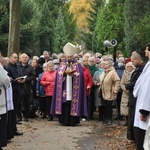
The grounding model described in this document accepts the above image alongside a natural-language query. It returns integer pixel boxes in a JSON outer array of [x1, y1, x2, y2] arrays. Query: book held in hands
[[16, 75, 27, 80]]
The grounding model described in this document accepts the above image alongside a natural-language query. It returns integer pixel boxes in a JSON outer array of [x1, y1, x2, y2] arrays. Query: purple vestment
[[51, 60, 87, 117]]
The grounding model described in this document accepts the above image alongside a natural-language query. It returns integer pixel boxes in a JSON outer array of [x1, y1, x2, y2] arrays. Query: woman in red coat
[[82, 57, 93, 120], [41, 61, 57, 121]]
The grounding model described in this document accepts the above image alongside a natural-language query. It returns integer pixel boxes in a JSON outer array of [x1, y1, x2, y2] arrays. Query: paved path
[[3, 112, 136, 150], [4, 118, 93, 150]]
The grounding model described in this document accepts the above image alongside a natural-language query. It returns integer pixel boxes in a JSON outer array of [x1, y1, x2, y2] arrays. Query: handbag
[[98, 88, 103, 98], [98, 72, 109, 99], [98, 74, 106, 98]]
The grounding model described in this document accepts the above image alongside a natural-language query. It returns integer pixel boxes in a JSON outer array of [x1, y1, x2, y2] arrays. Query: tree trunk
[[8, 0, 21, 56]]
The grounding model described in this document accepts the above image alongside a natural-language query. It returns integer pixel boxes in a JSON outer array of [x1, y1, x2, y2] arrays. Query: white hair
[[88, 57, 95, 61], [42, 62, 48, 68], [47, 61, 54, 66]]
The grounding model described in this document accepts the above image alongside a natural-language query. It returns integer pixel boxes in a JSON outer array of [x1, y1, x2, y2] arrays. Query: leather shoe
[[41, 115, 46, 119], [123, 122, 128, 126], [24, 118, 28, 122], [14, 131, 23, 136], [16, 120, 22, 125], [89, 116, 95, 120], [48, 116, 53, 121], [106, 120, 112, 125]]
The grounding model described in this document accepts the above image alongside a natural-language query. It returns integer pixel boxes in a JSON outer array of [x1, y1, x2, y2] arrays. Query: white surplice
[[66, 65, 72, 101], [66, 75, 72, 101], [133, 61, 150, 130], [6, 83, 14, 111], [0, 63, 10, 115]]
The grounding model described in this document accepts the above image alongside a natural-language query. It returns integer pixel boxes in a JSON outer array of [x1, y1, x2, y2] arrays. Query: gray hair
[[88, 57, 95, 61], [42, 62, 48, 68], [105, 59, 114, 67], [131, 53, 142, 60], [47, 61, 54, 66], [33, 56, 39, 60]]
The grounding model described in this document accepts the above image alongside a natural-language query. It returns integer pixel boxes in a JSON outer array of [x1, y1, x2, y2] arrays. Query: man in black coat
[[18, 53, 35, 121], [125, 53, 145, 143], [6, 52, 23, 136]]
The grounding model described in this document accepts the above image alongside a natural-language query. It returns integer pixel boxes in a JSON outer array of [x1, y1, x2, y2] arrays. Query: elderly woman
[[115, 57, 125, 120], [87, 57, 98, 77], [40, 61, 57, 121], [82, 57, 93, 121], [31, 59, 43, 112], [87, 56, 98, 119], [58, 53, 66, 62], [100, 59, 120, 125], [93, 61, 105, 121], [36, 63, 48, 118], [120, 62, 135, 126], [53, 59, 60, 70]]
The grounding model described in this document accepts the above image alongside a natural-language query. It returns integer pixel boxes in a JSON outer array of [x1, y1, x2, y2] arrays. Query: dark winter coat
[[6, 62, 21, 91], [125, 63, 145, 107], [36, 73, 46, 97], [18, 63, 36, 94]]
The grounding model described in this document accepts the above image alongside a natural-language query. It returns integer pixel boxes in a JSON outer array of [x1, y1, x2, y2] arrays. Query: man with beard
[[125, 53, 145, 144], [133, 43, 150, 150]]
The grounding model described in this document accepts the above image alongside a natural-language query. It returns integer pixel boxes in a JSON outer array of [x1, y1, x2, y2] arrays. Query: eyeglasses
[[13, 56, 18, 59]]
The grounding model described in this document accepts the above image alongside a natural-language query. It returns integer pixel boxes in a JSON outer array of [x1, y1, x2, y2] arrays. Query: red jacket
[[83, 66, 93, 96], [40, 70, 57, 96]]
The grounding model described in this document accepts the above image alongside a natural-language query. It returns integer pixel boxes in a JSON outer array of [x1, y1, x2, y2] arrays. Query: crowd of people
[[0, 42, 150, 150]]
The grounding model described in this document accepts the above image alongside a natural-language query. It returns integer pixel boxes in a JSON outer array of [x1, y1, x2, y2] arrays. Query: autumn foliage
[[69, 0, 91, 31]]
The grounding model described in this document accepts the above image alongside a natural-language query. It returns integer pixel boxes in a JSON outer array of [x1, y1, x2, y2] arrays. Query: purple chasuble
[[51, 60, 87, 117]]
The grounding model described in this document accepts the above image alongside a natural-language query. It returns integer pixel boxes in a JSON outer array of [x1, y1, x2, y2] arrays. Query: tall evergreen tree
[[32, 0, 54, 54], [124, 0, 149, 55], [63, 2, 77, 42], [53, 9, 68, 53], [32, 0, 74, 55], [0, 0, 9, 56], [20, 0, 35, 54], [82, 0, 104, 52], [94, 0, 125, 54], [134, 14, 150, 46]]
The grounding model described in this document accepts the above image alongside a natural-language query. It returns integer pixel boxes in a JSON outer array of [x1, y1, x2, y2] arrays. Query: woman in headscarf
[[120, 62, 135, 126]]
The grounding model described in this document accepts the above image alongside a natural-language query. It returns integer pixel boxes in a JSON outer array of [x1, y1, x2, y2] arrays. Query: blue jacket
[[36, 73, 46, 97], [116, 66, 125, 79]]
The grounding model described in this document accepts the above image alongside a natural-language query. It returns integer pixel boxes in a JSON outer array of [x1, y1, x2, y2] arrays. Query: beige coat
[[120, 70, 132, 116], [100, 67, 120, 101]]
